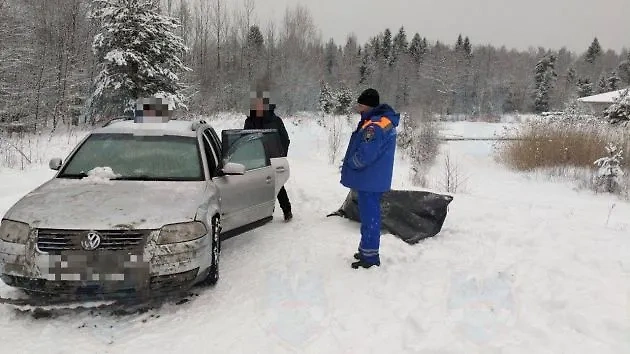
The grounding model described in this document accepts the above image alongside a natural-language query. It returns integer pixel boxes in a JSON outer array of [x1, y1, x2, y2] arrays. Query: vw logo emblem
[[81, 231, 101, 251]]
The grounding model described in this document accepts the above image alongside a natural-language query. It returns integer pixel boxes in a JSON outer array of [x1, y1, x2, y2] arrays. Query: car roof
[[92, 119, 209, 138]]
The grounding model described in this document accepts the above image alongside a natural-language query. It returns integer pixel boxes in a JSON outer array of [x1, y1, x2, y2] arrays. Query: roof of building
[[577, 88, 630, 103]]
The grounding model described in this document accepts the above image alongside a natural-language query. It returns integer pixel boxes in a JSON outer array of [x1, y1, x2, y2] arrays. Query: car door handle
[[276, 167, 286, 173], [266, 176, 272, 183]]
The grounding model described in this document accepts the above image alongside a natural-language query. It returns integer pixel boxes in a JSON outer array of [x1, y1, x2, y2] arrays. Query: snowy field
[[1, 114, 629, 353]]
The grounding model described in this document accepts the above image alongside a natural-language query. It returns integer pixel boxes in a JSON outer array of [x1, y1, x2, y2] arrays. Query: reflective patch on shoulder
[[363, 126, 376, 142]]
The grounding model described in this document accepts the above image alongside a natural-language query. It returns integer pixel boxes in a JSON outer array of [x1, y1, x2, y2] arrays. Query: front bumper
[[0, 229, 211, 298]]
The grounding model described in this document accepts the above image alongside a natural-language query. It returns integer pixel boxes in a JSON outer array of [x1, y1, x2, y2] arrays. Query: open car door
[[221, 129, 290, 196], [208, 130, 275, 238]]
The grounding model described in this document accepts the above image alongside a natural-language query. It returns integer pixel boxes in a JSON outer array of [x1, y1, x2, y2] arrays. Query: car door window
[[204, 130, 223, 170], [208, 128, 223, 157], [226, 136, 267, 171], [201, 134, 218, 178]]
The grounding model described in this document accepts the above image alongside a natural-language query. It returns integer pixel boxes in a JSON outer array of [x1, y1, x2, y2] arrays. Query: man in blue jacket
[[341, 88, 400, 269]]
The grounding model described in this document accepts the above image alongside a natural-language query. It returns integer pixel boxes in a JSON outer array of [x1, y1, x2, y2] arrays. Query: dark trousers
[[277, 186, 291, 214]]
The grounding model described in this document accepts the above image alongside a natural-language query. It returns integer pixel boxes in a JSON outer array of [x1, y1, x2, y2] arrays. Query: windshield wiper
[[111, 176, 186, 181], [111, 175, 153, 181]]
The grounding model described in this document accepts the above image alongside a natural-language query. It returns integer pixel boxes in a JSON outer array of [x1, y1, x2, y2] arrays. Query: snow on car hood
[[3, 177, 210, 230]]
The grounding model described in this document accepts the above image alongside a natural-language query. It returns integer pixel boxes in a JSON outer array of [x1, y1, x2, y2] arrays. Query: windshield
[[58, 133, 204, 181]]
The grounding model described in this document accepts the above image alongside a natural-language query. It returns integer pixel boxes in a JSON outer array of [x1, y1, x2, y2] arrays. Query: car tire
[[200, 215, 221, 287]]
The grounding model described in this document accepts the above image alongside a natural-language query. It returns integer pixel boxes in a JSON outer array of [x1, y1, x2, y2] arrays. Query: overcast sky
[[227, 0, 629, 53]]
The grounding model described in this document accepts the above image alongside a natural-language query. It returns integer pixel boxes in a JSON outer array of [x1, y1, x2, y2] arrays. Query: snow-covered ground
[[1, 115, 629, 353]]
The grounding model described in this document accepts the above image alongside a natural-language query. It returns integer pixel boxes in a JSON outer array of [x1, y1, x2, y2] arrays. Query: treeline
[[1, 0, 629, 127]]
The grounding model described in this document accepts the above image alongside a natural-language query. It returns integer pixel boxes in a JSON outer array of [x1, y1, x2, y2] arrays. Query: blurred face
[[250, 92, 270, 117], [249, 98, 263, 117]]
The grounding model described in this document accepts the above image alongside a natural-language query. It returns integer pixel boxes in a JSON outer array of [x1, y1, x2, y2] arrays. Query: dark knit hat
[[357, 88, 379, 107]]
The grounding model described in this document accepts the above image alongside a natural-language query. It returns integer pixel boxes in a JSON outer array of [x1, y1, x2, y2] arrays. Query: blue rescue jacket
[[340, 104, 400, 192]]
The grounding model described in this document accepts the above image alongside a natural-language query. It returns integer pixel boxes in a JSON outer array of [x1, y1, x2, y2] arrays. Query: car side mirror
[[49, 158, 62, 171], [221, 162, 246, 176]]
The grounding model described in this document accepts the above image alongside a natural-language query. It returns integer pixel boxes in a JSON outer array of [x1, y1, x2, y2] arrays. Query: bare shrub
[[326, 115, 344, 164], [398, 108, 441, 186], [436, 153, 467, 193]]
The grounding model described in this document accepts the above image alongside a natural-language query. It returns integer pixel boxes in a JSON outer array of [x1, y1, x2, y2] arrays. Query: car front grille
[[36, 229, 151, 254]]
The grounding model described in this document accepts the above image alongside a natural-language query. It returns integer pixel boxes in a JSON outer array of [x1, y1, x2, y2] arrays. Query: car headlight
[[0, 219, 31, 244], [157, 221, 207, 245]]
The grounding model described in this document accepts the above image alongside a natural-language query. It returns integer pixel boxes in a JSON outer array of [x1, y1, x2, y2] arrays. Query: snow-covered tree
[[408, 33, 424, 64], [390, 26, 408, 66], [604, 89, 630, 125], [618, 54, 630, 85], [334, 86, 353, 115], [577, 78, 593, 98], [533, 55, 557, 113], [463, 36, 472, 57], [319, 82, 335, 114], [88, 0, 191, 117], [358, 50, 372, 84], [593, 143, 624, 193], [607, 71, 621, 91], [324, 39, 337, 76], [246, 25, 265, 80], [381, 28, 392, 61], [597, 75, 608, 93], [585, 38, 602, 64]]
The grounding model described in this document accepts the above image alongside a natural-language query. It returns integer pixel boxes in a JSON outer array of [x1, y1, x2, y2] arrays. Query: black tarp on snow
[[327, 190, 454, 244]]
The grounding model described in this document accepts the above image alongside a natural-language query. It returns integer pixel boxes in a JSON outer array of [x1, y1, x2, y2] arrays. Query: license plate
[[44, 250, 150, 282]]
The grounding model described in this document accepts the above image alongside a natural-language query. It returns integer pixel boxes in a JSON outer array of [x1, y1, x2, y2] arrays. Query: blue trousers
[[357, 190, 383, 264]]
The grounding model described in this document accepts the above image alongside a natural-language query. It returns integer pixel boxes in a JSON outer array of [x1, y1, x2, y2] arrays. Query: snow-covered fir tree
[[533, 55, 557, 113], [604, 89, 630, 125], [463, 36, 472, 57], [319, 82, 335, 114], [593, 143, 625, 193], [390, 27, 408, 66], [408, 33, 424, 64], [619, 53, 630, 86], [334, 86, 353, 115], [607, 71, 621, 91], [381, 29, 392, 61], [585, 38, 602, 64], [88, 0, 191, 117], [577, 78, 594, 98]]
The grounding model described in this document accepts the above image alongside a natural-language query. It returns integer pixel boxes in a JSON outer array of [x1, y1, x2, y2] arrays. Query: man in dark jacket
[[340, 88, 400, 269], [243, 93, 293, 221]]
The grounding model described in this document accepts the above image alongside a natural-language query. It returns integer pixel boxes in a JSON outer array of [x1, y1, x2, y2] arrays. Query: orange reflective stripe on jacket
[[361, 116, 393, 131]]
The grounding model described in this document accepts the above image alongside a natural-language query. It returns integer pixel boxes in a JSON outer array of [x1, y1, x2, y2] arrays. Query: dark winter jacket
[[340, 104, 400, 192], [243, 104, 290, 157]]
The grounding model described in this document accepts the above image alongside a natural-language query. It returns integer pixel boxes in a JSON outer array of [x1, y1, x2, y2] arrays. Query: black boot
[[283, 210, 293, 222], [351, 259, 380, 269], [353, 252, 361, 260]]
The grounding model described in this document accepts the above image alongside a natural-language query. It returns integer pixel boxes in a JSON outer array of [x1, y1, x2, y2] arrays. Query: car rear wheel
[[200, 215, 221, 286]]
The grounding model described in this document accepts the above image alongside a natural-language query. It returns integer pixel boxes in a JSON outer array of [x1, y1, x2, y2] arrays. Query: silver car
[[0, 118, 289, 298]]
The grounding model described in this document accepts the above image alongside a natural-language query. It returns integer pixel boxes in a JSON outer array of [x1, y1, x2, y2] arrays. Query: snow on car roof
[[93, 119, 203, 137]]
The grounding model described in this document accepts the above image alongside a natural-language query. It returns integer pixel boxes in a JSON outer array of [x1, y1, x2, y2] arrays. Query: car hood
[[3, 178, 210, 230]]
